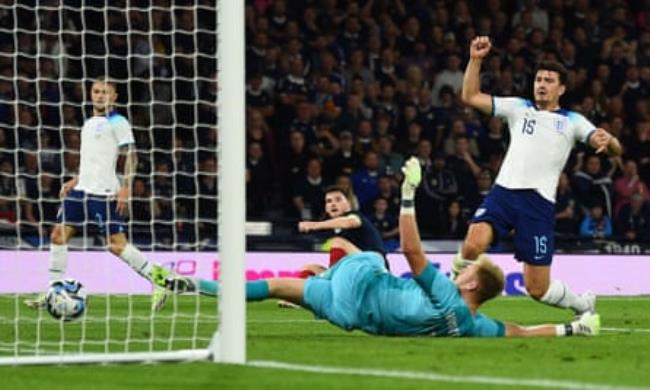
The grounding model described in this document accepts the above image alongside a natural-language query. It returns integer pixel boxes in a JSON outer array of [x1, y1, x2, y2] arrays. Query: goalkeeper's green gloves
[[400, 157, 421, 215]]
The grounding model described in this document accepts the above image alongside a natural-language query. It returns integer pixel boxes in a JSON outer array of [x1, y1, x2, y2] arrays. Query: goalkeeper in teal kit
[[155, 158, 600, 337]]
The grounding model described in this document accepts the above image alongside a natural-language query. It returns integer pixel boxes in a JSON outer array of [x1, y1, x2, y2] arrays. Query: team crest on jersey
[[555, 119, 566, 132], [474, 208, 486, 218]]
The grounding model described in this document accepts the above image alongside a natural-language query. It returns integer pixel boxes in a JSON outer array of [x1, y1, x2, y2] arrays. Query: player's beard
[[94, 104, 109, 115]]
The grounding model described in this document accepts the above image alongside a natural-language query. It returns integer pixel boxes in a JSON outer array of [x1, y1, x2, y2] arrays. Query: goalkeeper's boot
[[152, 286, 170, 312], [24, 293, 48, 310], [150, 263, 196, 293], [572, 312, 601, 336], [164, 275, 196, 294], [149, 264, 172, 312]]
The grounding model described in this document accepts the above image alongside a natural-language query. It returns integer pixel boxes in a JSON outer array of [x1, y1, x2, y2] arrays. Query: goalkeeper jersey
[[304, 252, 505, 337], [75, 111, 135, 195]]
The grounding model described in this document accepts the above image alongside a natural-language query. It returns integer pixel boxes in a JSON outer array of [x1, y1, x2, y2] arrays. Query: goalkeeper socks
[[540, 280, 590, 314], [195, 279, 219, 297], [246, 280, 270, 301], [195, 279, 270, 301], [198, 279, 219, 296], [119, 244, 153, 279], [48, 244, 68, 282]]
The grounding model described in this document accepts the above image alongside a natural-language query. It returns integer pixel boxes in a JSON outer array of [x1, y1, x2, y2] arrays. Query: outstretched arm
[[399, 157, 428, 276], [461, 36, 493, 115], [298, 215, 362, 233], [504, 312, 600, 337]]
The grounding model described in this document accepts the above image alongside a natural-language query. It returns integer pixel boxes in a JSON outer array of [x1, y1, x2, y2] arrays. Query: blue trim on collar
[[527, 100, 570, 116]]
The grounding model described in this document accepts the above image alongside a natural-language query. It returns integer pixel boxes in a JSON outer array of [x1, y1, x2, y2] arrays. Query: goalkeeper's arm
[[398, 157, 428, 276]]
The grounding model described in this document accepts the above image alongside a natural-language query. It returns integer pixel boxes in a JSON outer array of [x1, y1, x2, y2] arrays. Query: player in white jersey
[[454, 36, 622, 315], [25, 78, 171, 311]]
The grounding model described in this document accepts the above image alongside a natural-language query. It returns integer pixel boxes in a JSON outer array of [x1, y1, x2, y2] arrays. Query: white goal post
[[0, 0, 246, 365]]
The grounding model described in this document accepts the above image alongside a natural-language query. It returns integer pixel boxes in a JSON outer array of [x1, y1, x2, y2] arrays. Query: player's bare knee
[[50, 228, 65, 245], [526, 285, 546, 301], [108, 240, 126, 256]]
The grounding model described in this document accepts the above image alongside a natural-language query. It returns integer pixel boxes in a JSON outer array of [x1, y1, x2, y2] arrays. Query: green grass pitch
[[0, 294, 649, 389]]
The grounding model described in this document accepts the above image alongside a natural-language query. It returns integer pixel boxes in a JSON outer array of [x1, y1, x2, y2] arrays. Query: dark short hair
[[324, 185, 351, 199], [534, 61, 568, 85]]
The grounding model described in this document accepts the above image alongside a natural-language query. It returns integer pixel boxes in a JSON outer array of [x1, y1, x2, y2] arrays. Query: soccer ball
[[46, 279, 88, 321]]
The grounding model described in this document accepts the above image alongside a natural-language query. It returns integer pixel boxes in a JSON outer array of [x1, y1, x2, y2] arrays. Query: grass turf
[[0, 294, 648, 389]]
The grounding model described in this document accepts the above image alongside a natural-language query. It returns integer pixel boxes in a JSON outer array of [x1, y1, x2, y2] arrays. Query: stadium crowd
[[0, 0, 649, 248]]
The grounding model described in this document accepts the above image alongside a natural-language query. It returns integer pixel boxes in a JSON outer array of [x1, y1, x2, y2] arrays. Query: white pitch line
[[247, 319, 324, 323], [602, 327, 650, 333], [248, 360, 650, 390]]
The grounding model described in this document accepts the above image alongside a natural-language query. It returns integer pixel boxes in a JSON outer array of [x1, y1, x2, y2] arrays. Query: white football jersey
[[493, 97, 594, 203], [75, 112, 135, 195]]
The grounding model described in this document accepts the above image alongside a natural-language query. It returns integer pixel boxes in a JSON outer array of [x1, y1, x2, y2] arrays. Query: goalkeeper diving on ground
[[153, 158, 600, 337]]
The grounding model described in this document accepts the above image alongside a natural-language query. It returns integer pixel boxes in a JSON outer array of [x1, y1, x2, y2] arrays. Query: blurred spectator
[[572, 154, 614, 216], [431, 54, 463, 106], [197, 157, 217, 241], [479, 117, 508, 163], [293, 157, 327, 220], [376, 175, 400, 218], [579, 204, 613, 240], [0, 160, 17, 224], [336, 92, 372, 134], [396, 120, 423, 156], [615, 192, 650, 242], [368, 197, 399, 252], [466, 168, 493, 217], [444, 118, 480, 158], [310, 120, 340, 160], [246, 142, 273, 219], [377, 134, 403, 179], [625, 122, 650, 185], [440, 200, 468, 239], [446, 136, 481, 203], [352, 151, 381, 212], [613, 159, 650, 217], [131, 178, 153, 226], [325, 130, 359, 179], [246, 73, 274, 118], [417, 153, 459, 236], [555, 172, 579, 238], [288, 101, 318, 147]]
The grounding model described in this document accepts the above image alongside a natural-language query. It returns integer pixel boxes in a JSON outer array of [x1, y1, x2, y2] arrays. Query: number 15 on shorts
[[533, 235, 547, 259]]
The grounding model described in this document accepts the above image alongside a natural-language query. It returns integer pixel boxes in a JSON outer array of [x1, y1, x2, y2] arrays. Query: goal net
[[0, 1, 245, 364]]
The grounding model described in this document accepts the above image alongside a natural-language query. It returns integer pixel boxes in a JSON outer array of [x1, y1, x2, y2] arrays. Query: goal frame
[[0, 0, 246, 366]]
